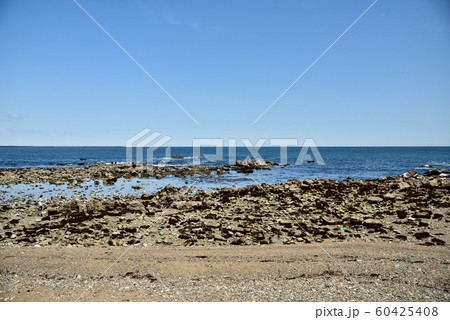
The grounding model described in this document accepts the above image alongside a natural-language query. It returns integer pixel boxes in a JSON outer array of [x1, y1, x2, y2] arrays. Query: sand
[[1, 242, 448, 302]]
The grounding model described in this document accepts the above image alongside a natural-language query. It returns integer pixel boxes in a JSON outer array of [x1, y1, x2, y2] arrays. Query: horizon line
[[1, 145, 449, 148]]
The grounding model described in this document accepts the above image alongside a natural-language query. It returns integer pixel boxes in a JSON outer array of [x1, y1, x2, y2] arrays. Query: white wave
[[427, 161, 450, 167]]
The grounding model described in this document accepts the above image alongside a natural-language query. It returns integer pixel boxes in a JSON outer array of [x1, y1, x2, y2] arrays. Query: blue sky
[[0, 0, 449, 146]]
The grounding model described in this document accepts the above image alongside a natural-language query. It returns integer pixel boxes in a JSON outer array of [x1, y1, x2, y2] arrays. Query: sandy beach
[[1, 242, 449, 302]]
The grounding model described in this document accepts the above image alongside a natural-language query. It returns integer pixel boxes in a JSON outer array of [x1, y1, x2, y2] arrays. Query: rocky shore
[[0, 159, 278, 185], [1, 165, 448, 248]]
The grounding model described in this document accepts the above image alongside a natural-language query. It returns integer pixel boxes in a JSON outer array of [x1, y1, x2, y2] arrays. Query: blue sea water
[[1, 146, 449, 181]]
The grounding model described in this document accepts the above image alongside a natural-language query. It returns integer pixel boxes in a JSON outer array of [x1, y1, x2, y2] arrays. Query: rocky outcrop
[[0, 160, 279, 185], [1, 170, 448, 248]]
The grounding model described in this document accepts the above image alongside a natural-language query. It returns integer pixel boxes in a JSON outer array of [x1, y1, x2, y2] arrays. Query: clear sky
[[0, 0, 449, 146]]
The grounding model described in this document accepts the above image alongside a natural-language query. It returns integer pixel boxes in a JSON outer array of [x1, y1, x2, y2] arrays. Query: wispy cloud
[[1, 114, 27, 121], [0, 128, 10, 134], [165, 13, 221, 32], [134, 1, 222, 32], [22, 129, 84, 135]]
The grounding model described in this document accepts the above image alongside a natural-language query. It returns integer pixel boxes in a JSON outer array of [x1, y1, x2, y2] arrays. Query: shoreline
[[0, 160, 279, 185], [1, 166, 448, 248], [1, 162, 449, 302]]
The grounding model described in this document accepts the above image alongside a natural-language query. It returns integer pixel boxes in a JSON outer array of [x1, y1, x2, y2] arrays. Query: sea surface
[[1, 146, 449, 201], [1, 146, 449, 179]]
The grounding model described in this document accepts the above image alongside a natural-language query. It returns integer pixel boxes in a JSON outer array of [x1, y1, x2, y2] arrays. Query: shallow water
[[1, 146, 449, 202]]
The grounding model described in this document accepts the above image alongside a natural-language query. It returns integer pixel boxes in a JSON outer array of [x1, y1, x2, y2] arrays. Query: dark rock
[[424, 169, 450, 176], [312, 227, 329, 235], [419, 242, 435, 246], [431, 237, 445, 245], [230, 238, 244, 245], [414, 232, 430, 240], [397, 211, 407, 219], [432, 213, 443, 220], [278, 220, 293, 228], [350, 217, 363, 225], [395, 234, 407, 241], [363, 218, 383, 229], [412, 211, 432, 219], [47, 207, 59, 215], [9, 219, 20, 225]]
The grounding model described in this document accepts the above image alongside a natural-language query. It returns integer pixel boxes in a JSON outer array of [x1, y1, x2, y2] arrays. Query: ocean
[[1, 146, 449, 179], [1, 146, 449, 201]]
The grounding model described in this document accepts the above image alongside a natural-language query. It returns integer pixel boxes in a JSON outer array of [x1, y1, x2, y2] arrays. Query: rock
[[1, 161, 448, 248], [255, 232, 265, 240], [228, 226, 245, 233], [278, 220, 293, 227], [418, 221, 429, 227], [404, 170, 417, 178], [363, 218, 383, 229], [168, 217, 179, 225], [205, 222, 221, 228], [414, 232, 430, 240], [395, 234, 407, 241], [288, 185, 301, 193], [321, 216, 342, 225], [432, 213, 443, 220], [397, 211, 407, 219], [9, 219, 20, 225], [424, 169, 450, 176], [213, 234, 226, 241], [271, 236, 284, 244], [429, 179, 439, 187], [350, 216, 363, 225], [412, 211, 432, 219], [230, 238, 244, 245], [383, 193, 397, 200], [126, 201, 147, 214], [47, 207, 59, 215], [312, 227, 329, 235], [367, 196, 383, 204], [108, 239, 118, 246], [185, 201, 203, 210], [398, 182, 410, 190], [431, 238, 445, 245]]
